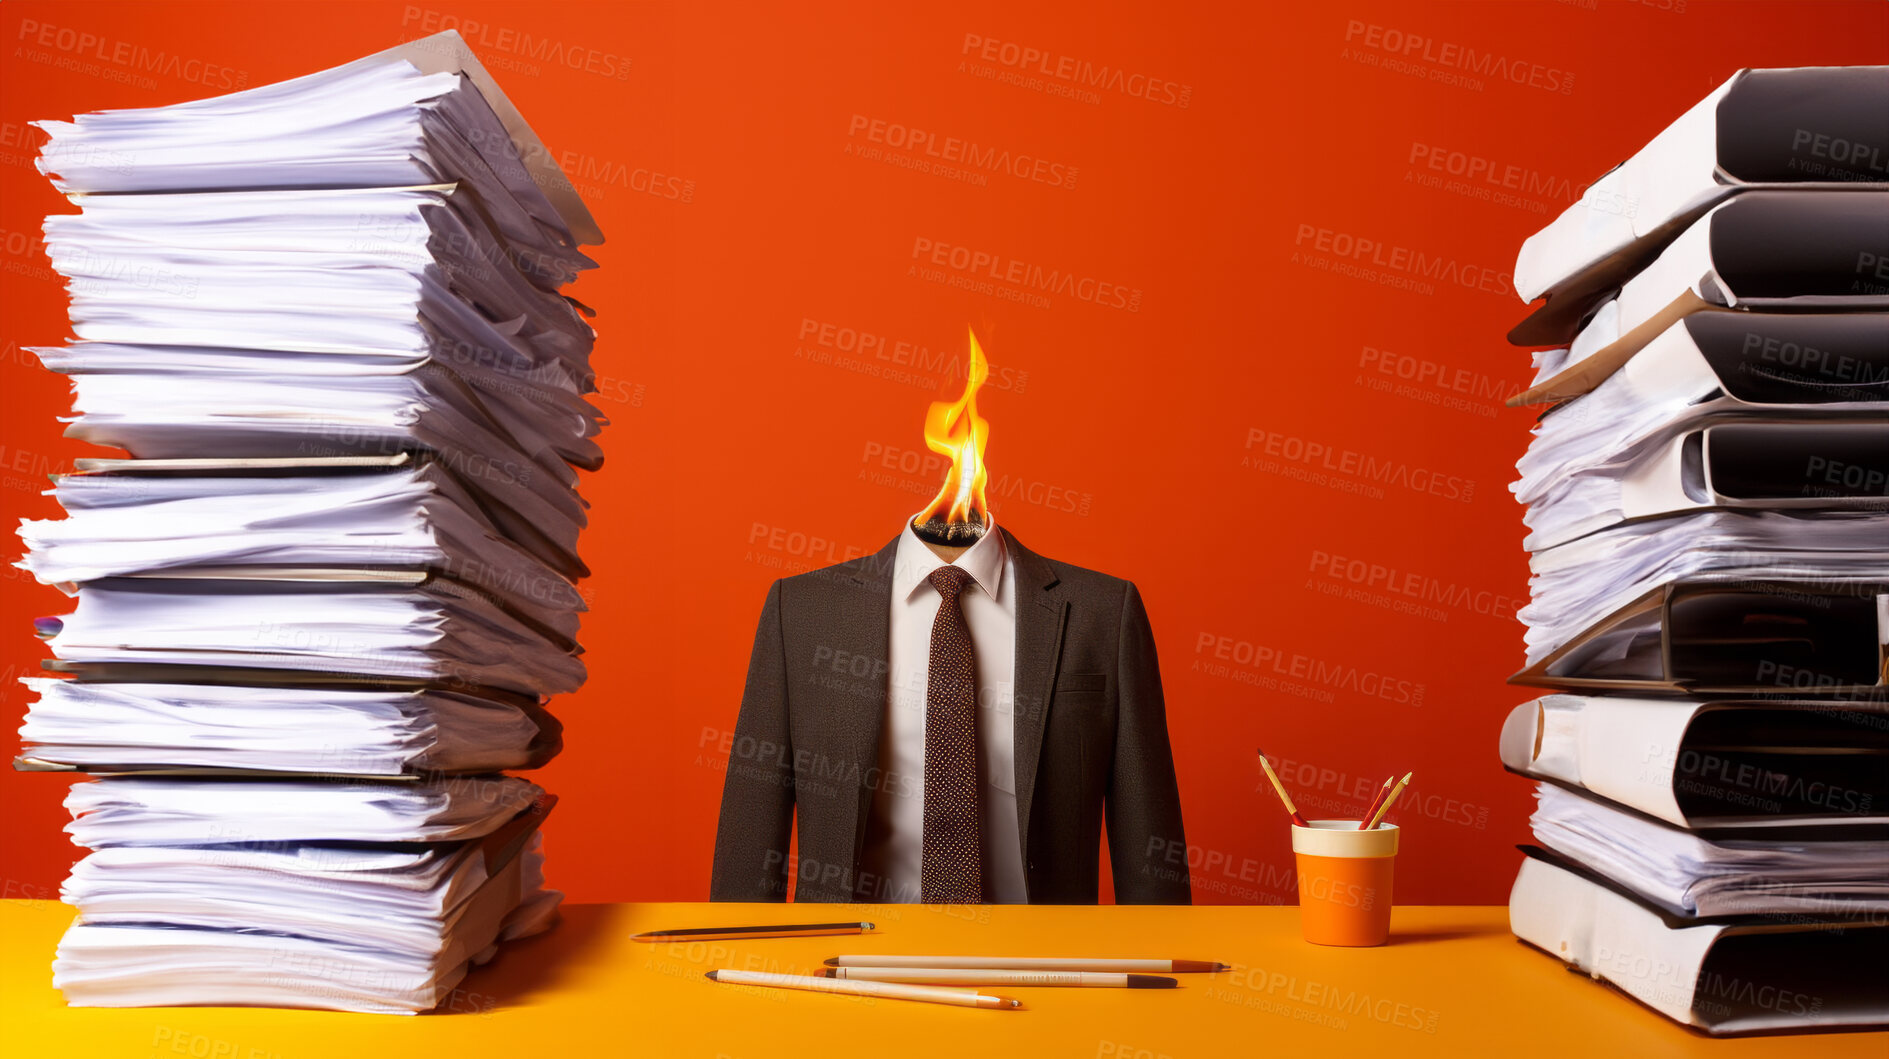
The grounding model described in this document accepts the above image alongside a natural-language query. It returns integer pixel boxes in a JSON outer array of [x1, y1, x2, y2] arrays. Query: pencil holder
[[1291, 821, 1398, 947]]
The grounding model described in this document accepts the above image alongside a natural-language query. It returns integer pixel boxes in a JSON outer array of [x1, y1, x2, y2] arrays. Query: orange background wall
[[2, 1, 1884, 906]]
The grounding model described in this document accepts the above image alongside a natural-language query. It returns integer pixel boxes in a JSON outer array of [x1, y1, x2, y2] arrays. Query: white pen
[[705, 969, 1022, 1009], [825, 967, 1177, 988], [826, 955, 1229, 973]]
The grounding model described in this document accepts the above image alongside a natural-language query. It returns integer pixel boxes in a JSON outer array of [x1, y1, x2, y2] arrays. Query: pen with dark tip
[[631, 921, 874, 943], [824, 967, 1178, 988]]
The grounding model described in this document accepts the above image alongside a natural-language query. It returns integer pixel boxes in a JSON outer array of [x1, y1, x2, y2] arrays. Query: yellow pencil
[[1364, 772, 1413, 830], [1256, 748, 1309, 827]]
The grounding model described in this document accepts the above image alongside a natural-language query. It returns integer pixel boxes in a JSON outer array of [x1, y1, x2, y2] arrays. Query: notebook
[[1509, 849, 1889, 1035], [1514, 66, 1889, 308], [1513, 576, 1887, 693], [1512, 191, 1889, 405], [1499, 694, 1889, 829]]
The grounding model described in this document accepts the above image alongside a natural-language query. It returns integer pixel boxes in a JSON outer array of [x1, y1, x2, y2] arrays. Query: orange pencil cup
[[1291, 821, 1398, 947]]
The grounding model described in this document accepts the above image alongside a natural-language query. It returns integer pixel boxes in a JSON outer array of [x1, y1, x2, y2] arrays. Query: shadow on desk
[[1386, 909, 1510, 948], [1386, 928, 1496, 946], [452, 904, 623, 1013]]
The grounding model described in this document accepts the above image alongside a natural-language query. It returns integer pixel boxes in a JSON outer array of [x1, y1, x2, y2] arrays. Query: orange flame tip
[[916, 328, 993, 530]]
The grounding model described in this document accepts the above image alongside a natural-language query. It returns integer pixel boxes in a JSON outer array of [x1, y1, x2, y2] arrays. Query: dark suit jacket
[[710, 527, 1191, 904]]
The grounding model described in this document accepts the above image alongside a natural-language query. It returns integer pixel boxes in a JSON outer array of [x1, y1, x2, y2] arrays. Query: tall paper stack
[[13, 31, 605, 1014], [1494, 66, 1889, 1035]]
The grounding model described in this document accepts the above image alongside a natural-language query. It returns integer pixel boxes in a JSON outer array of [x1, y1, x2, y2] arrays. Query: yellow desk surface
[[4, 900, 1882, 1058]]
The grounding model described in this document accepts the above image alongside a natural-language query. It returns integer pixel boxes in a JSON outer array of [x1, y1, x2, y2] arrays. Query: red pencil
[[1356, 775, 1395, 830], [1255, 749, 1310, 827]]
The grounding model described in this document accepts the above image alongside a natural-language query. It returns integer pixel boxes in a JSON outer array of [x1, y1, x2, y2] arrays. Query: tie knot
[[927, 565, 973, 600]]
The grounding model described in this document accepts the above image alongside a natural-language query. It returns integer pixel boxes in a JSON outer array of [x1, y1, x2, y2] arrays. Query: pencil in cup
[[706, 969, 1021, 1009], [1256, 749, 1310, 827], [1362, 772, 1413, 830]]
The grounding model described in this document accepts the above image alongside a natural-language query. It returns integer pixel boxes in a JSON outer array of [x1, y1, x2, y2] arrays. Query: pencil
[[1364, 772, 1413, 830], [1356, 776, 1394, 831], [632, 921, 874, 943], [825, 955, 1229, 973], [706, 969, 1021, 1009], [1256, 748, 1310, 827], [824, 968, 1177, 988]]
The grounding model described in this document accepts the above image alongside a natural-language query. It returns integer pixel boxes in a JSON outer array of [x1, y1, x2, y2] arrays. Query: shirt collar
[[894, 514, 1006, 604]]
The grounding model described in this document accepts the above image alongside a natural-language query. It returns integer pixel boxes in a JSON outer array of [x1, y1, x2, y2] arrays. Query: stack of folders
[[1496, 66, 1889, 1036], [13, 31, 604, 1014]]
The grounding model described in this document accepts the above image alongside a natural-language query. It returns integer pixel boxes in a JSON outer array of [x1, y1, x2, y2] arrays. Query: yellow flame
[[917, 328, 991, 527]]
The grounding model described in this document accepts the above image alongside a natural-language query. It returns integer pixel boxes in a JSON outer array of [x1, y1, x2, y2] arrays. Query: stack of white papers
[[18, 31, 601, 1013], [1499, 68, 1889, 1037], [35, 49, 596, 259], [1530, 784, 1889, 918], [1511, 315, 1888, 551], [53, 778, 556, 1013], [19, 679, 545, 775], [41, 577, 584, 696], [18, 465, 584, 615], [1520, 510, 1887, 666], [63, 775, 543, 846]]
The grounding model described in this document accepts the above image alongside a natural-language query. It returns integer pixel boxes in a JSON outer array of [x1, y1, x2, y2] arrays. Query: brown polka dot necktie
[[921, 565, 983, 903]]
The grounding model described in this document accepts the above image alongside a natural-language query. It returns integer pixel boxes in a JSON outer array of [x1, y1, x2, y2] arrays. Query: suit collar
[[892, 516, 1007, 604], [1001, 526, 1062, 594]]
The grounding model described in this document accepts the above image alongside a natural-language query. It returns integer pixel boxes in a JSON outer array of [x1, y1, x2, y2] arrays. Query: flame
[[916, 328, 992, 528]]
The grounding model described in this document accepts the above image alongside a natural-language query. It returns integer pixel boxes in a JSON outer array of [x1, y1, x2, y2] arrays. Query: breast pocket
[[1053, 671, 1108, 702]]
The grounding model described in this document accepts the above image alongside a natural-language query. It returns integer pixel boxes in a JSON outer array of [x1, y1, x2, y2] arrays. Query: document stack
[[1493, 66, 1889, 1036], [14, 32, 604, 1014]]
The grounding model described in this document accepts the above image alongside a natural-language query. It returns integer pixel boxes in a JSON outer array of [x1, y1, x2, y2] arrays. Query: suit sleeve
[[709, 579, 795, 901], [1107, 581, 1193, 904]]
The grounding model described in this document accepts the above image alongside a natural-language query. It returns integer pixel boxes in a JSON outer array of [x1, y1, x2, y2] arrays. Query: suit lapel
[[825, 535, 899, 878], [1004, 527, 1066, 882]]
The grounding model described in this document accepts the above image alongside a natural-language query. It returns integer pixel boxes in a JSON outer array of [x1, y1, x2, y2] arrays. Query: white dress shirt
[[858, 516, 1026, 903]]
